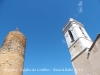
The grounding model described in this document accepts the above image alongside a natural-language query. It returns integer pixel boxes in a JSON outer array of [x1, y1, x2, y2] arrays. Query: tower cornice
[[62, 18, 84, 34]]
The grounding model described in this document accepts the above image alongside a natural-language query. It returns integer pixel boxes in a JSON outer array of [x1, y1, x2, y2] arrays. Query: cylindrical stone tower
[[0, 29, 26, 75]]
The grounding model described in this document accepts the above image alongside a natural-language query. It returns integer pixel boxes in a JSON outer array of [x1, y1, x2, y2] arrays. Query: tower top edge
[[62, 18, 84, 34], [8, 30, 26, 38]]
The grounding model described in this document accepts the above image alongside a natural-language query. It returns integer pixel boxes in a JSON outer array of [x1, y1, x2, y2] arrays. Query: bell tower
[[62, 18, 93, 60]]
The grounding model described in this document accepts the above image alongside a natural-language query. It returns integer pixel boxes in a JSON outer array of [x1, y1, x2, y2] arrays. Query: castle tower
[[0, 29, 26, 75], [62, 18, 93, 75]]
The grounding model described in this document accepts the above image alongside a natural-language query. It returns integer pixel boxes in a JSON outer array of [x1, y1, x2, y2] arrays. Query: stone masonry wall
[[89, 35, 100, 75], [0, 31, 26, 75], [72, 51, 93, 75], [72, 35, 100, 75]]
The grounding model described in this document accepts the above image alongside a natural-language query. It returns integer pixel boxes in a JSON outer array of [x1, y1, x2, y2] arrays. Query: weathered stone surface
[[72, 34, 100, 75], [0, 30, 26, 75]]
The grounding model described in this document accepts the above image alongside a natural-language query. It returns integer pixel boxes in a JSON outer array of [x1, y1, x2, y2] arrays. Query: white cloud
[[77, 1, 83, 13], [78, 1, 82, 7]]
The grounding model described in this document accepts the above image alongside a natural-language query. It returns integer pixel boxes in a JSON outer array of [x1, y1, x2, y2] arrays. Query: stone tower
[[62, 18, 93, 60], [0, 29, 26, 75], [62, 18, 92, 75]]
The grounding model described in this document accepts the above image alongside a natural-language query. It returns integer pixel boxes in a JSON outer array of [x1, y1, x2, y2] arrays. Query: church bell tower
[[62, 18, 92, 61], [62, 18, 100, 75]]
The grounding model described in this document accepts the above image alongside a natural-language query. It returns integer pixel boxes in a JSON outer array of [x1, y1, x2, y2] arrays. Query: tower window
[[68, 30, 74, 42]]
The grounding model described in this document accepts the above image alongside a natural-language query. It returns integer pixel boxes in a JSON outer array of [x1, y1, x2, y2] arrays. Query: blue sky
[[0, 0, 100, 75]]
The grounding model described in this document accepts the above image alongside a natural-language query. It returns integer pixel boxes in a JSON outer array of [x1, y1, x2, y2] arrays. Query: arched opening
[[68, 30, 74, 42]]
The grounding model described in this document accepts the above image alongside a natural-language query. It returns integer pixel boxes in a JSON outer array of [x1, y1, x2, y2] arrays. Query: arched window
[[68, 30, 74, 42]]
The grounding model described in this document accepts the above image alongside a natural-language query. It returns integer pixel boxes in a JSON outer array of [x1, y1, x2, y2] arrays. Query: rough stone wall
[[69, 38, 92, 60], [0, 31, 26, 75], [72, 51, 93, 75], [72, 35, 100, 75], [89, 35, 100, 75]]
